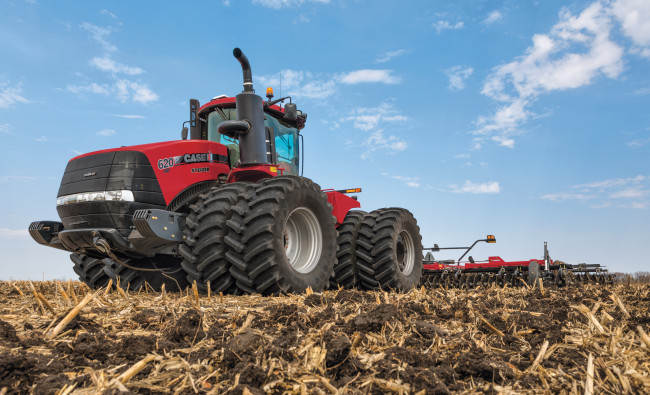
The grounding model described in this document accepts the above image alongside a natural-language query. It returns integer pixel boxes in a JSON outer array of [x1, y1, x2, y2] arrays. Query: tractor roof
[[198, 96, 306, 130]]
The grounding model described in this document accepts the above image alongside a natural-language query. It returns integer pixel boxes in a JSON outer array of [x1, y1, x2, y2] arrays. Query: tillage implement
[[29, 48, 424, 294], [421, 238, 614, 288]]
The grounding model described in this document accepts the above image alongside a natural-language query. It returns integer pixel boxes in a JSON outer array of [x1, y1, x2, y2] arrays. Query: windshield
[[206, 107, 299, 175]]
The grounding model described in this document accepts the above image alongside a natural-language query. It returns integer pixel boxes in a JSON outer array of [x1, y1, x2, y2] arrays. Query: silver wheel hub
[[283, 207, 323, 274], [396, 230, 415, 275]]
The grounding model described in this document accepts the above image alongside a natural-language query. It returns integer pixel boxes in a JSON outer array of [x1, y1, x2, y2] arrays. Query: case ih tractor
[[29, 48, 423, 294]]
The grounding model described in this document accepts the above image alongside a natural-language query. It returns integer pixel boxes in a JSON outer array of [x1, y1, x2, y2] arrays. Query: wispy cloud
[[450, 181, 500, 194], [0, 124, 11, 135], [69, 22, 158, 104], [542, 175, 649, 208], [256, 68, 401, 99], [484, 10, 503, 25], [0, 81, 29, 109], [34, 136, 47, 142], [113, 114, 145, 119], [445, 65, 474, 91], [339, 70, 400, 85], [97, 128, 116, 136], [475, 2, 628, 149], [90, 56, 143, 75], [338, 103, 409, 159], [0, 176, 37, 183], [381, 173, 422, 188], [252, 0, 330, 9], [100, 9, 117, 20], [627, 137, 650, 147], [80, 22, 116, 52], [376, 49, 410, 63], [340, 102, 408, 131], [382, 173, 421, 187], [0, 229, 30, 239], [433, 20, 464, 34]]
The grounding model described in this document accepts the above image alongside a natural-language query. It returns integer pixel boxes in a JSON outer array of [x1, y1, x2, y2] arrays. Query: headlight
[[56, 190, 135, 206]]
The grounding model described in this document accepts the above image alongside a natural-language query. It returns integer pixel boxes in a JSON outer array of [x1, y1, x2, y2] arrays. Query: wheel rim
[[396, 230, 415, 275], [283, 207, 323, 274]]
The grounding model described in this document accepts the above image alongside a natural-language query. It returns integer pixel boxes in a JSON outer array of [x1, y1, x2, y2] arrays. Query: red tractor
[[29, 48, 423, 295]]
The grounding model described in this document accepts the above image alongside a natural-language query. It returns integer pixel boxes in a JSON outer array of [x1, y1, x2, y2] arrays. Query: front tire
[[226, 176, 337, 295], [179, 183, 252, 294], [70, 253, 113, 289]]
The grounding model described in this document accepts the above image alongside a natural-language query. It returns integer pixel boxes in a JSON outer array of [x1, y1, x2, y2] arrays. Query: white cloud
[[100, 9, 117, 19], [72, 22, 158, 104], [339, 70, 400, 85], [540, 192, 594, 202], [339, 103, 409, 159], [80, 22, 116, 52], [484, 10, 503, 25], [361, 129, 408, 159], [433, 20, 464, 33], [0, 82, 29, 109], [0, 124, 11, 135], [611, 0, 650, 57], [66, 80, 158, 104], [114, 114, 145, 119], [257, 70, 337, 99], [475, 2, 625, 148], [90, 56, 144, 75], [627, 137, 650, 147], [34, 136, 47, 142], [543, 175, 649, 208], [454, 153, 470, 159], [382, 173, 421, 188], [252, 0, 330, 9], [0, 176, 36, 183], [376, 49, 410, 63], [0, 229, 30, 239], [257, 68, 401, 99], [341, 102, 408, 131], [222, 0, 230, 5], [97, 128, 116, 136], [450, 181, 501, 194], [445, 65, 473, 91], [574, 174, 645, 189]]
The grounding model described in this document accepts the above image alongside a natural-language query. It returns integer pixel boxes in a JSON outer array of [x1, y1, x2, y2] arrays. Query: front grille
[[56, 151, 165, 235]]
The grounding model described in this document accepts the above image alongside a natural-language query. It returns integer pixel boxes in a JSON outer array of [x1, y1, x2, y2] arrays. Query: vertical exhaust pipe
[[217, 48, 269, 166], [233, 48, 254, 93]]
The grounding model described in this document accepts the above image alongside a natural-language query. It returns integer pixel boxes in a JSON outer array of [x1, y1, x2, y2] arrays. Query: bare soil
[[0, 281, 649, 394]]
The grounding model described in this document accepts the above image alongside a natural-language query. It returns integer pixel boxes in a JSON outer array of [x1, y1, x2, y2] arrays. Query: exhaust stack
[[217, 48, 268, 166]]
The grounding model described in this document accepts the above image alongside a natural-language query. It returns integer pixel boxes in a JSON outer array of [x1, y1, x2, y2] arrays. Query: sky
[[1, 0, 649, 280]]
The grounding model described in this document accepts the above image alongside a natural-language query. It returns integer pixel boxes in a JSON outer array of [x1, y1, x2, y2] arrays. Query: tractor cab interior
[[206, 106, 300, 175]]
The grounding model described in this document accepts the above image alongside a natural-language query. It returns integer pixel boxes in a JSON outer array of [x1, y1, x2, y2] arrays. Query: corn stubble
[[0, 281, 649, 394]]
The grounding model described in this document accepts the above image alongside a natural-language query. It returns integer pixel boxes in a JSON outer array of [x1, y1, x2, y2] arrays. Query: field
[[1, 281, 649, 394]]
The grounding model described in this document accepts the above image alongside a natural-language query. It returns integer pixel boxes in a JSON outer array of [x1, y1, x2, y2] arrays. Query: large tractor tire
[[70, 253, 113, 289], [331, 210, 367, 289], [225, 176, 337, 295], [179, 183, 252, 294], [106, 255, 188, 292], [356, 208, 423, 291]]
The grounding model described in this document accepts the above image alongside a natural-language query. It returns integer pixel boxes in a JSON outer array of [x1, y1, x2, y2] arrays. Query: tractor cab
[[195, 95, 305, 176]]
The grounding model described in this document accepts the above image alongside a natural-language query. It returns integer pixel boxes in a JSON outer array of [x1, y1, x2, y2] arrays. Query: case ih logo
[[158, 153, 214, 170]]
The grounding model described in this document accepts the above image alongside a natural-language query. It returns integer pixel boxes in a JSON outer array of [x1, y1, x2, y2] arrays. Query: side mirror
[[284, 102, 297, 121], [181, 126, 188, 140]]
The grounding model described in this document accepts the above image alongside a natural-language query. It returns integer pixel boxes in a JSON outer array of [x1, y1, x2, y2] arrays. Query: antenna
[[279, 70, 282, 99]]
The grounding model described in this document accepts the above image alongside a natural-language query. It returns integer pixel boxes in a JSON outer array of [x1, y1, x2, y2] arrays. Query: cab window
[[206, 107, 299, 174]]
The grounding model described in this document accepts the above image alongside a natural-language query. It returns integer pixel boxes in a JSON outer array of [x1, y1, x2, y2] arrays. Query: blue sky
[[1, 0, 649, 280]]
